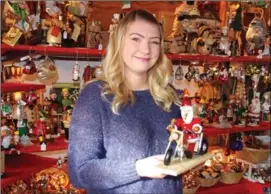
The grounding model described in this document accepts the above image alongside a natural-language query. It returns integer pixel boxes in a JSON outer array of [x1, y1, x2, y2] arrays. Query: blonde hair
[[101, 9, 180, 114]]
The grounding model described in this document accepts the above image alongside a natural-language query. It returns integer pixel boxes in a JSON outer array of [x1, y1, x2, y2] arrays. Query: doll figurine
[[246, 17, 268, 53], [219, 26, 231, 56], [206, 101, 218, 124], [108, 13, 120, 35], [198, 97, 208, 120], [218, 66, 229, 84], [248, 94, 261, 126], [25, 89, 38, 106], [44, 1, 63, 46], [1, 118, 12, 149], [262, 93, 271, 122], [234, 97, 246, 126], [61, 88, 73, 110]]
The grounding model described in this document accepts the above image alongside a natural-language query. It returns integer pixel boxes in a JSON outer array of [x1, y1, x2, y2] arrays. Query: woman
[[68, 9, 181, 194]]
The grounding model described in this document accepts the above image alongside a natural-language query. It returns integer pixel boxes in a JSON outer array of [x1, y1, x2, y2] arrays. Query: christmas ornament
[[72, 61, 80, 81], [37, 57, 58, 81], [218, 66, 229, 84], [83, 65, 95, 83], [185, 65, 195, 82], [175, 65, 184, 80]]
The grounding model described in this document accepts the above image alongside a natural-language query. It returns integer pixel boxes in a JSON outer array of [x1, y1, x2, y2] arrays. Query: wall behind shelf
[[21, 59, 202, 97]]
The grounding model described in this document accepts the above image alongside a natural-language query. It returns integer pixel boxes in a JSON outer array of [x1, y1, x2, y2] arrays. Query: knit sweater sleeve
[[68, 82, 141, 191]]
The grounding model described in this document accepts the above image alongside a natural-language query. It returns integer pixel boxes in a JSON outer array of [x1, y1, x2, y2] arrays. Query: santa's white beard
[[181, 106, 194, 124]]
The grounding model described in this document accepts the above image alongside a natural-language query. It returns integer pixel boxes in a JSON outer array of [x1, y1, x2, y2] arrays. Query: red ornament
[[224, 148, 230, 156]]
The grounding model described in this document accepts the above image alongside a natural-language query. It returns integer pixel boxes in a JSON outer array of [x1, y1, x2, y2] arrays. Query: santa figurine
[[175, 91, 207, 158], [218, 66, 229, 84], [248, 94, 261, 126], [25, 89, 38, 106]]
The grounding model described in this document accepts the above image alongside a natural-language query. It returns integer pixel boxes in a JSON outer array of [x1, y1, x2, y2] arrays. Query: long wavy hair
[[101, 9, 180, 114]]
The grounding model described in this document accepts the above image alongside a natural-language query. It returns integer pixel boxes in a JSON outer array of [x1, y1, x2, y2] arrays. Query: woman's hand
[[136, 155, 167, 179]]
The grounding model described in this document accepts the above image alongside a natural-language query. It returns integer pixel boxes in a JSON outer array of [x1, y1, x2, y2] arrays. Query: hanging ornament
[[174, 65, 184, 80], [245, 64, 254, 76], [83, 65, 94, 83], [218, 66, 229, 84], [72, 61, 80, 81], [263, 71, 271, 84], [185, 65, 195, 82], [37, 57, 58, 81], [193, 68, 201, 82], [94, 65, 103, 79], [23, 57, 37, 75]]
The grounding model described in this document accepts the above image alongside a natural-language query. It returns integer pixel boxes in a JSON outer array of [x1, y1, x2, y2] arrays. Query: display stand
[[236, 157, 271, 183], [157, 152, 214, 176]]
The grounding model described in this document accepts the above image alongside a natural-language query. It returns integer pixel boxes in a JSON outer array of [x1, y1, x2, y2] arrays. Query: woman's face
[[122, 19, 161, 77]]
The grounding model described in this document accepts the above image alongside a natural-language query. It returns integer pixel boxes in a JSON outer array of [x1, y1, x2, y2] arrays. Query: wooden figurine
[[66, 1, 88, 47], [262, 92, 271, 122], [247, 94, 261, 126], [44, 1, 63, 46], [163, 91, 208, 165]]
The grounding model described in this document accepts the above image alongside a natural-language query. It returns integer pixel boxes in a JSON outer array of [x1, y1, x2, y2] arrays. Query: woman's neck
[[125, 73, 148, 91]]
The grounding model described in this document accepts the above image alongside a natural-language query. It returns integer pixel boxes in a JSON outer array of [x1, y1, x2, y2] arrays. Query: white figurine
[[248, 94, 261, 126], [262, 93, 270, 122]]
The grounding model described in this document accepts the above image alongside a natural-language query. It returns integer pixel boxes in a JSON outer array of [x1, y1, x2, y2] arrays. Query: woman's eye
[[151, 41, 160, 45], [132, 37, 140, 42]]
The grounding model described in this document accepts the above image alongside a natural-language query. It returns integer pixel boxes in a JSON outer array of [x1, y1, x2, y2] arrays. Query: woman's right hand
[[136, 155, 167, 179]]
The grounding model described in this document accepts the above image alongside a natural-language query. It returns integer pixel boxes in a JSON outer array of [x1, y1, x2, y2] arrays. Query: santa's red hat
[[181, 97, 192, 107]]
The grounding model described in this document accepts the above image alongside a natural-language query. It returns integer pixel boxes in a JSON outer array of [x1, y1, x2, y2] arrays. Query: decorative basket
[[220, 171, 243, 184], [235, 147, 270, 164], [198, 176, 220, 187], [183, 184, 200, 194]]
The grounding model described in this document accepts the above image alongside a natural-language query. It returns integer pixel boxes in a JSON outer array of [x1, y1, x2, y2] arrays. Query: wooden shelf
[[1, 44, 270, 63], [204, 123, 271, 136]]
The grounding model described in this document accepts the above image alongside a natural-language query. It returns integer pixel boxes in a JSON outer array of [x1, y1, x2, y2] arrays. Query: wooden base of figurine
[[156, 152, 214, 176]]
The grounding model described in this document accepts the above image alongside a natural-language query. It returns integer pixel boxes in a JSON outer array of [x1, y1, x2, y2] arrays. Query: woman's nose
[[140, 40, 150, 55]]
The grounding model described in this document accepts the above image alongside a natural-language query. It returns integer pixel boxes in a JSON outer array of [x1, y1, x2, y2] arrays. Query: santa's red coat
[[175, 118, 202, 152], [33, 120, 47, 136]]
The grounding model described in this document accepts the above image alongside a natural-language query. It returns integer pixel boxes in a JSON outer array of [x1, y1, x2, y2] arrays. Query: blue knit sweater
[[68, 81, 182, 194]]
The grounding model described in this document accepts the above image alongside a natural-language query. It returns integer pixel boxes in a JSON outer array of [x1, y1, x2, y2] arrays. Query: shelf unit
[[204, 123, 271, 136], [1, 44, 271, 63]]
